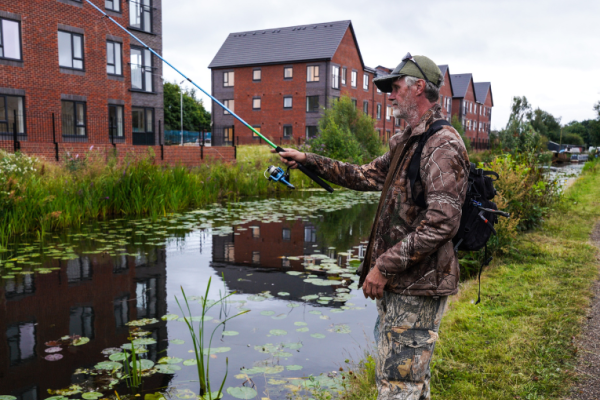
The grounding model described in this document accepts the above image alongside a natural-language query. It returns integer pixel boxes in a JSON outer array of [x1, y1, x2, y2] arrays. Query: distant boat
[[570, 153, 588, 163]]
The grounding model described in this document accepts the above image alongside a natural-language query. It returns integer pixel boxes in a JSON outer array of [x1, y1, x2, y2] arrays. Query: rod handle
[[275, 147, 334, 193]]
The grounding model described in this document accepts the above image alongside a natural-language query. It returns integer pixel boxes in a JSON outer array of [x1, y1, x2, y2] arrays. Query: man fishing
[[274, 54, 470, 400]]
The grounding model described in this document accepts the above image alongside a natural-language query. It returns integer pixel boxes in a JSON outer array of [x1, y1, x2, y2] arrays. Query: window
[[223, 127, 233, 142], [446, 97, 451, 112], [363, 74, 369, 90], [62, 101, 86, 136], [282, 258, 290, 268], [0, 95, 24, 134], [252, 125, 261, 138], [0, 18, 21, 60], [108, 105, 124, 139], [114, 294, 129, 329], [283, 96, 292, 109], [132, 107, 154, 133], [331, 65, 339, 89], [376, 103, 382, 119], [223, 71, 234, 87], [252, 97, 261, 110], [136, 278, 157, 318], [363, 100, 368, 114], [106, 40, 122, 75], [395, 117, 400, 127], [252, 251, 260, 265], [130, 0, 152, 32], [304, 226, 316, 242], [386, 105, 392, 120], [341, 67, 346, 85], [284, 67, 293, 79], [351, 98, 357, 108], [58, 31, 84, 70], [105, 0, 120, 12], [70, 306, 94, 338], [131, 47, 153, 92], [283, 125, 292, 137], [7, 322, 36, 366], [307, 65, 319, 82], [253, 68, 261, 81], [251, 226, 260, 237], [223, 99, 234, 115], [351, 71, 357, 87], [306, 95, 319, 112], [306, 126, 318, 138], [282, 228, 291, 241]]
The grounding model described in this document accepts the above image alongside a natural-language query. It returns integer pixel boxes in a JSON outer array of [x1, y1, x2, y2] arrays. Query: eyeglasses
[[400, 52, 431, 86]]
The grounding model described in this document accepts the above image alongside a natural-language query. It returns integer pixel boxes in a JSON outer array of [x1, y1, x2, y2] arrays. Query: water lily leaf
[[199, 392, 223, 400], [0, 397, 17, 400], [175, 389, 196, 399], [170, 339, 185, 345], [334, 324, 351, 334], [294, 321, 307, 326], [260, 310, 275, 316], [286, 365, 303, 371], [311, 333, 326, 339], [247, 295, 266, 302], [272, 351, 292, 358], [183, 359, 197, 366], [81, 392, 103, 400], [126, 318, 159, 327], [101, 347, 121, 355], [308, 310, 322, 315], [286, 303, 300, 308], [161, 314, 179, 321], [133, 338, 157, 345], [45, 397, 67, 400], [222, 330, 239, 336], [317, 300, 330, 305], [277, 292, 290, 296], [285, 271, 302, 275], [271, 314, 287, 320], [319, 297, 333, 301], [45, 346, 62, 353], [296, 327, 309, 332], [72, 337, 90, 346], [283, 342, 303, 350], [95, 361, 122, 370], [263, 365, 285, 374], [267, 378, 287, 385], [330, 309, 345, 313], [45, 354, 63, 361], [286, 257, 300, 261], [131, 359, 155, 370], [154, 364, 181, 374], [109, 352, 129, 361], [226, 387, 257, 399], [203, 347, 231, 354], [157, 356, 183, 364], [269, 329, 287, 336]]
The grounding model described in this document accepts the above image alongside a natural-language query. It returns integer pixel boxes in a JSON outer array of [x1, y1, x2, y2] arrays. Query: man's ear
[[415, 80, 426, 96]]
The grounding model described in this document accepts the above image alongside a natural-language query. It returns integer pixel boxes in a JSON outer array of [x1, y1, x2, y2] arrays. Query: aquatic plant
[[175, 277, 249, 400]]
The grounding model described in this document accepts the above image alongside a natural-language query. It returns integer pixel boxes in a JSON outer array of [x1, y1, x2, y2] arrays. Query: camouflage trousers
[[375, 293, 448, 400]]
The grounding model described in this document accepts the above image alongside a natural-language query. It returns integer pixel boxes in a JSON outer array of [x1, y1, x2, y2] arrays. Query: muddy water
[[0, 191, 381, 400]]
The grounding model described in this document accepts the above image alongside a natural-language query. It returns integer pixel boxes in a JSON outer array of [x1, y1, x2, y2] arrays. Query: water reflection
[[0, 192, 379, 399]]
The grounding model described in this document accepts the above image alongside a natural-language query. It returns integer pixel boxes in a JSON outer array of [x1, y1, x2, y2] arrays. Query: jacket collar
[[404, 104, 444, 140]]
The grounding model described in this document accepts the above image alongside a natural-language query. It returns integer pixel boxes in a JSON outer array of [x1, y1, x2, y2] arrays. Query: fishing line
[[83, 0, 333, 193]]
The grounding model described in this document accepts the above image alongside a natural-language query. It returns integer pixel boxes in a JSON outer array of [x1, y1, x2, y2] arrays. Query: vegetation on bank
[[0, 147, 322, 244], [330, 160, 600, 400]]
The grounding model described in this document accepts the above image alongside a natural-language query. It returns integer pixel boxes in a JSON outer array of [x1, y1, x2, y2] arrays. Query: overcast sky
[[162, 0, 600, 131]]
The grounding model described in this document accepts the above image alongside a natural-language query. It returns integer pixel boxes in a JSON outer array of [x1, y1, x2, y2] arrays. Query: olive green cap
[[373, 54, 443, 93]]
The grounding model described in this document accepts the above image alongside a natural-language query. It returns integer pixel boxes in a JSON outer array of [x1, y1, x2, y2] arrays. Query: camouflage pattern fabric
[[376, 293, 447, 400], [304, 104, 470, 296]]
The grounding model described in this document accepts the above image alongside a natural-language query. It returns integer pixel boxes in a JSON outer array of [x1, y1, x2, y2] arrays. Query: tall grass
[[0, 147, 320, 244]]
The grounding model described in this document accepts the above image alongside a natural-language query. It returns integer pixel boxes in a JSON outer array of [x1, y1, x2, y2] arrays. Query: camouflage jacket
[[304, 105, 470, 296]]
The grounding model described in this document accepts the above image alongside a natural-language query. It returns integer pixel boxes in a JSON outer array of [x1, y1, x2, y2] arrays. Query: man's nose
[[388, 91, 396, 101]]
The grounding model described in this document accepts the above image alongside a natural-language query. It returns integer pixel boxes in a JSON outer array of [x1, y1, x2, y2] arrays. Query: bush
[[303, 96, 385, 164]]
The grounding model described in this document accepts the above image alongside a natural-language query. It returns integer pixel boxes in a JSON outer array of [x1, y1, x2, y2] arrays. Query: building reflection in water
[[0, 246, 170, 397]]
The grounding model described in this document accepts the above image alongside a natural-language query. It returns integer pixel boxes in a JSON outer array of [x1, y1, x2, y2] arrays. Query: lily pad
[[203, 347, 231, 354], [0, 397, 17, 400], [226, 387, 257, 399], [222, 330, 239, 336], [296, 327, 309, 332], [311, 333, 326, 339], [183, 359, 198, 366], [109, 352, 129, 361], [133, 338, 157, 345], [45, 346, 62, 353], [286, 365, 303, 371], [285, 271, 302, 275], [161, 314, 179, 321], [301, 295, 319, 301], [334, 324, 351, 334], [126, 318, 159, 327], [170, 339, 185, 345], [269, 329, 287, 336], [286, 303, 300, 308], [45, 354, 63, 361], [157, 356, 183, 364], [260, 310, 275, 316], [101, 347, 122, 355], [72, 337, 90, 346], [294, 321, 307, 326], [271, 314, 287, 320], [81, 392, 103, 400], [95, 361, 122, 370], [45, 397, 67, 400], [131, 359, 155, 370], [309, 310, 322, 315], [154, 364, 182, 374], [277, 292, 290, 296], [286, 257, 300, 261]]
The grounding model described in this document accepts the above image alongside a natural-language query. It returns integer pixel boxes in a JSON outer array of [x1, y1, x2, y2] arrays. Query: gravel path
[[569, 223, 600, 400]]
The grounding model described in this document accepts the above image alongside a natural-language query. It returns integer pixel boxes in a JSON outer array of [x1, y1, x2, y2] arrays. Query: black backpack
[[408, 120, 510, 303]]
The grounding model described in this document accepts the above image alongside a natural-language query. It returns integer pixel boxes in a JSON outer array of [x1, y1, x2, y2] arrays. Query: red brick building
[[474, 82, 493, 148], [209, 21, 395, 144], [437, 65, 453, 121], [451, 73, 493, 149]]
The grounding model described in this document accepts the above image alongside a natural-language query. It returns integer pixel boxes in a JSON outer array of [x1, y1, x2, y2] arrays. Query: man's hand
[[362, 266, 388, 300], [270, 148, 307, 169]]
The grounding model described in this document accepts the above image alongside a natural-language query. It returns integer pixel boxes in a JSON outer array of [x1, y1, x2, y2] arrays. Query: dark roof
[[474, 82, 493, 106], [209, 20, 364, 69], [437, 65, 453, 96], [450, 73, 474, 99]]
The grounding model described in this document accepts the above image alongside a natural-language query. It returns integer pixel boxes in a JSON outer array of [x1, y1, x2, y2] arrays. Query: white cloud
[[162, 0, 600, 131]]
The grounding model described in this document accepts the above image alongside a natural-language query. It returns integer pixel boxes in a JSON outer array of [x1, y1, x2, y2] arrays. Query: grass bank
[[333, 162, 600, 400], [0, 145, 322, 244]]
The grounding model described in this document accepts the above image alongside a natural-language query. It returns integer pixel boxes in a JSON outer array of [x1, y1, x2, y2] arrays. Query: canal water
[[0, 191, 381, 400]]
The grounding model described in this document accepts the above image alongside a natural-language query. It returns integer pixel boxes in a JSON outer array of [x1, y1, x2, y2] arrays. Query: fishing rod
[[84, 0, 334, 193]]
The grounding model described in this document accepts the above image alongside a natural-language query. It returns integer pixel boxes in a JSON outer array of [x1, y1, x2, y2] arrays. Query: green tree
[[530, 108, 561, 142], [451, 115, 471, 152], [164, 81, 211, 131], [498, 96, 544, 156], [306, 96, 384, 164], [594, 101, 600, 119]]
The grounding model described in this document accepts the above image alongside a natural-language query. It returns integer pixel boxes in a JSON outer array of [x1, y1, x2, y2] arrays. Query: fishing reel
[[264, 165, 295, 189]]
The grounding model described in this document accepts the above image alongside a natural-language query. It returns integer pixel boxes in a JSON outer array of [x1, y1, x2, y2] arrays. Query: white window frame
[[252, 97, 261, 110], [253, 68, 261, 81], [0, 18, 22, 61], [283, 96, 292, 109], [58, 30, 84, 70], [130, 46, 153, 92], [223, 71, 234, 87], [331, 65, 340, 89], [307, 65, 320, 82], [351, 70, 357, 87], [106, 40, 122, 75], [284, 66, 293, 79], [341, 67, 346, 85], [363, 74, 369, 90]]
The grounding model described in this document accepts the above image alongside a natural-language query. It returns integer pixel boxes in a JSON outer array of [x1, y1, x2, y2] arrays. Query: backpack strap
[[408, 120, 452, 208]]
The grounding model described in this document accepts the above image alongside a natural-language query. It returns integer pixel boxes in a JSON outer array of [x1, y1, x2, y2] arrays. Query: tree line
[[163, 81, 211, 132]]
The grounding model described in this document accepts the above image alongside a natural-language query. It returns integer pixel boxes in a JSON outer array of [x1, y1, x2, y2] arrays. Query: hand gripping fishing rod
[[85, 0, 333, 193]]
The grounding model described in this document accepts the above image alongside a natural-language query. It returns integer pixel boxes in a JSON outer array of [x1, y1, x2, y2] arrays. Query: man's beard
[[392, 94, 418, 123]]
